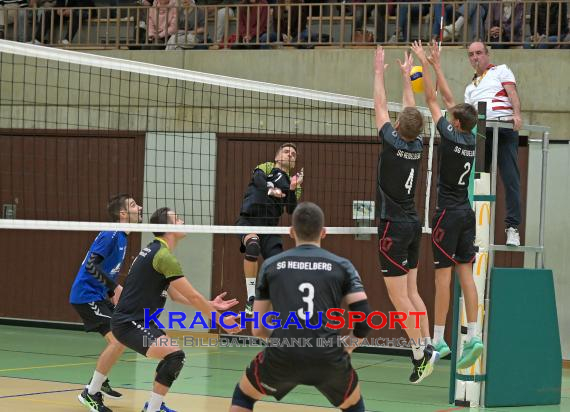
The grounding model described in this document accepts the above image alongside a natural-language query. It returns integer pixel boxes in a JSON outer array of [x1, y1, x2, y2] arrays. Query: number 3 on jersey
[[405, 168, 415, 194], [297, 282, 315, 321]]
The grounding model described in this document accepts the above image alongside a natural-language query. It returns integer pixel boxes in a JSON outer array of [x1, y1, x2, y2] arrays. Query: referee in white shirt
[[464, 41, 522, 247]]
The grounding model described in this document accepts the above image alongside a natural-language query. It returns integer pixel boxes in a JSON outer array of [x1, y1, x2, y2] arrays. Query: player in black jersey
[[374, 46, 438, 384], [237, 143, 304, 316], [229, 202, 371, 412], [111, 207, 241, 412], [411, 40, 484, 369]]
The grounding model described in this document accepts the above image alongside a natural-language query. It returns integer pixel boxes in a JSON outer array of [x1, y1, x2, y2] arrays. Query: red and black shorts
[[377, 220, 421, 276], [245, 349, 358, 407], [431, 208, 477, 268]]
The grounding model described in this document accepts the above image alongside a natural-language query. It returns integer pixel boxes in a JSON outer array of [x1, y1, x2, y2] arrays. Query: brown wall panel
[[0, 130, 145, 322]]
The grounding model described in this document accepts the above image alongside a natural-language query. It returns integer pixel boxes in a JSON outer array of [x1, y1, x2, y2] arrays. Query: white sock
[[245, 278, 256, 300], [147, 392, 164, 412], [434, 325, 445, 344], [455, 16, 464, 30], [87, 370, 106, 395], [467, 322, 477, 340], [423, 336, 432, 346], [411, 344, 425, 360]]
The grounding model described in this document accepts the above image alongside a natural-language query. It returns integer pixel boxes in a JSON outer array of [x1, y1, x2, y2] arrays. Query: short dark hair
[[150, 207, 172, 236], [276, 142, 297, 156], [107, 193, 131, 222], [292, 202, 324, 241], [450, 103, 478, 132], [397, 107, 424, 141]]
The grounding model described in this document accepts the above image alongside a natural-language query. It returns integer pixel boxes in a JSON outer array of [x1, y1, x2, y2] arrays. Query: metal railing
[[0, 1, 568, 49]]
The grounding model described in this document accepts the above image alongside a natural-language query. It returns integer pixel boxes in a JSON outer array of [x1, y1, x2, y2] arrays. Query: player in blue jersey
[[70, 194, 142, 412]]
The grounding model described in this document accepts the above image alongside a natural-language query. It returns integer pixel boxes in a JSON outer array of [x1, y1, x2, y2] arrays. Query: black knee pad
[[342, 396, 365, 412], [231, 384, 257, 410], [155, 350, 185, 387], [244, 237, 260, 262]]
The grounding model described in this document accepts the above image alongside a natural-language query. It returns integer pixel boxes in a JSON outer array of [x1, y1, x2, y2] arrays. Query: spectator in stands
[[527, 1, 569, 49], [38, 0, 95, 44], [389, 0, 429, 42], [206, 0, 240, 43], [487, 0, 524, 47], [352, 0, 385, 43], [271, 0, 307, 43], [148, 0, 177, 44], [436, 1, 487, 41], [29, 0, 56, 43], [0, 0, 28, 41], [166, 0, 210, 49], [235, 0, 269, 45]]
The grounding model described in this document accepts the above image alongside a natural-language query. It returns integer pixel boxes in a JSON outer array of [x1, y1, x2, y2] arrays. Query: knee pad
[[244, 237, 260, 262], [155, 350, 185, 387], [231, 384, 257, 410], [342, 396, 365, 412]]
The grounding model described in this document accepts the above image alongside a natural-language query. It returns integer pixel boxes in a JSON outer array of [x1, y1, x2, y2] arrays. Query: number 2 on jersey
[[297, 282, 315, 321], [404, 168, 415, 194], [458, 162, 471, 186]]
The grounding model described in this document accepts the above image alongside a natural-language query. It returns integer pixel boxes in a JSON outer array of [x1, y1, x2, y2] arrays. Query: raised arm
[[374, 46, 390, 129], [397, 50, 415, 108], [427, 40, 456, 110], [411, 40, 442, 124]]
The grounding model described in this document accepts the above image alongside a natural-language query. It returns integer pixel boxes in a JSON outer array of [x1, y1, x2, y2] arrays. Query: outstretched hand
[[410, 40, 428, 65], [210, 292, 239, 311], [290, 167, 304, 190], [396, 50, 414, 76], [427, 39, 441, 67], [374, 45, 388, 74]]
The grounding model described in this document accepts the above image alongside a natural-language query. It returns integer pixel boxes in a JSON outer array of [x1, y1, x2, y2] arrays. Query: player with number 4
[[410, 40, 483, 369], [373, 46, 439, 384]]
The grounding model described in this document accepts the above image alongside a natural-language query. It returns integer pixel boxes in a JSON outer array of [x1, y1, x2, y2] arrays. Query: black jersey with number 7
[[376, 122, 423, 222]]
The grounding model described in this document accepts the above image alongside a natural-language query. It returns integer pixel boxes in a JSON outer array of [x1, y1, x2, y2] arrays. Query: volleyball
[[410, 66, 424, 93]]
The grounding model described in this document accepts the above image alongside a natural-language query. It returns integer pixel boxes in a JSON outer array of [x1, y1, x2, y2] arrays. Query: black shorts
[[111, 320, 166, 356], [432, 208, 477, 268], [72, 300, 114, 336], [236, 215, 283, 259], [377, 220, 421, 276], [245, 349, 358, 407]]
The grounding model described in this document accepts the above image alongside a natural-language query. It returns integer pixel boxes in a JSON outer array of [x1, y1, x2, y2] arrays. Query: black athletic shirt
[[112, 238, 184, 325], [256, 244, 364, 360], [376, 122, 423, 222], [239, 162, 301, 225], [436, 117, 476, 210]]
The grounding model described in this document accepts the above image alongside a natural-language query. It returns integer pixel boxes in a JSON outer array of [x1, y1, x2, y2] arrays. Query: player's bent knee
[[155, 350, 185, 387], [232, 384, 257, 409], [244, 236, 260, 262]]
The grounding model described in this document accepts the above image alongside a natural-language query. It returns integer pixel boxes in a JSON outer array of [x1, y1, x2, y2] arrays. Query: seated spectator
[[166, 0, 210, 49], [30, 0, 57, 43], [437, 0, 487, 41], [234, 0, 270, 46], [37, 0, 94, 44], [194, 0, 239, 43], [389, 0, 429, 42], [352, 0, 386, 43], [487, 1, 523, 47], [272, 0, 307, 42], [527, 1, 569, 49], [0, 0, 29, 41], [148, 0, 177, 44]]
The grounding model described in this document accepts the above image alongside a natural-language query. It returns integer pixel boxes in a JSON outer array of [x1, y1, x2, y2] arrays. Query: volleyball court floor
[[0, 326, 568, 412]]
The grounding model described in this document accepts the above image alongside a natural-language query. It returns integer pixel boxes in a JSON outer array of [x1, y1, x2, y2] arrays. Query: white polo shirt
[[464, 64, 516, 121]]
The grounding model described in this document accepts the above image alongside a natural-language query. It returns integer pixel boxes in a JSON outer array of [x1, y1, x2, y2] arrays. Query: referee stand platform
[[449, 104, 562, 408]]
